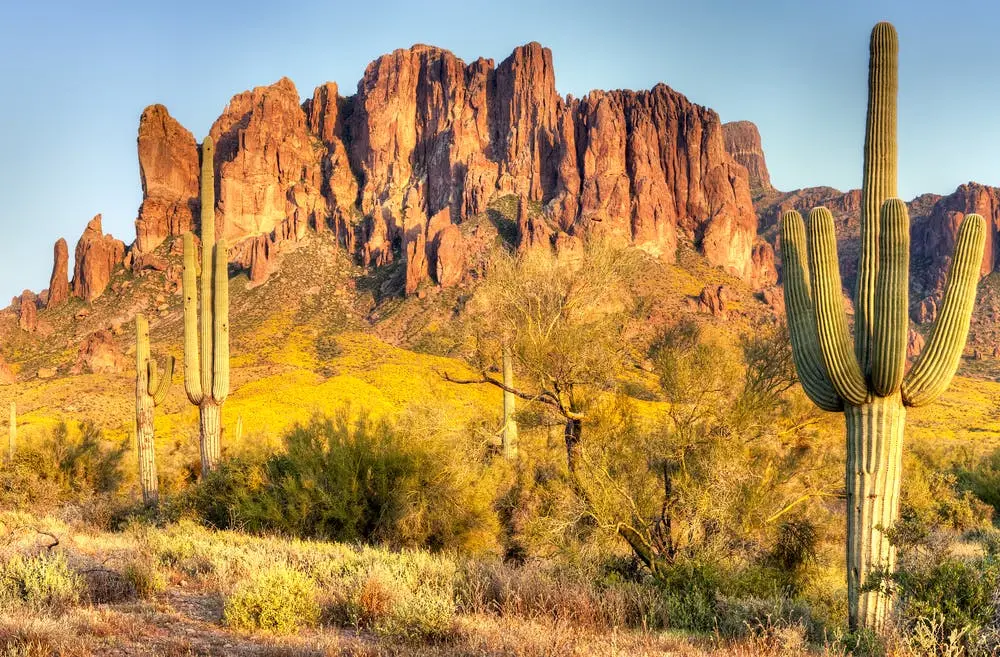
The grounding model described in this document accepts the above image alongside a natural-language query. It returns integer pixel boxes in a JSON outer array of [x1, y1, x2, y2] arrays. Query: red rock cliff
[[126, 42, 761, 292]]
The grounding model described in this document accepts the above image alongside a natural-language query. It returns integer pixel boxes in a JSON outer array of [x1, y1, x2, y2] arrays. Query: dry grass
[[0, 512, 865, 657]]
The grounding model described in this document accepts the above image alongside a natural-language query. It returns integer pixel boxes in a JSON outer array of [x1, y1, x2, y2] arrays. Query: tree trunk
[[564, 417, 582, 474], [844, 394, 905, 631], [502, 346, 518, 460], [136, 395, 158, 504], [200, 401, 221, 477]]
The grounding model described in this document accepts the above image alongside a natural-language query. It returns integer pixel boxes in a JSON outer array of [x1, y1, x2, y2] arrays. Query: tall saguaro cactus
[[781, 22, 986, 631], [183, 135, 230, 477], [135, 314, 174, 504]]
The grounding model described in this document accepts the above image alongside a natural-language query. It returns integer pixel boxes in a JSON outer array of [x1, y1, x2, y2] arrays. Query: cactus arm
[[780, 211, 843, 411], [902, 213, 986, 407], [212, 240, 230, 403], [199, 136, 216, 398], [871, 199, 909, 395], [147, 357, 160, 392], [807, 207, 869, 405], [855, 21, 899, 375], [150, 356, 174, 406], [182, 232, 204, 405]]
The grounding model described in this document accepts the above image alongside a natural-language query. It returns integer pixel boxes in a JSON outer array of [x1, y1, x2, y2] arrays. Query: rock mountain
[[36, 41, 777, 308], [22, 41, 1000, 330]]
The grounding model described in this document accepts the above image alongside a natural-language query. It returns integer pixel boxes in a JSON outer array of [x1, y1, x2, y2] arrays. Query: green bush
[[893, 556, 1000, 642], [121, 558, 167, 598], [0, 421, 127, 513], [183, 411, 497, 552], [0, 552, 84, 611], [222, 566, 320, 634]]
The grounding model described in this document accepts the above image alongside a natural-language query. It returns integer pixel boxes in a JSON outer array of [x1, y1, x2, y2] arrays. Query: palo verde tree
[[781, 21, 986, 631], [582, 321, 837, 580], [134, 313, 174, 505], [183, 135, 230, 477], [447, 240, 636, 487]]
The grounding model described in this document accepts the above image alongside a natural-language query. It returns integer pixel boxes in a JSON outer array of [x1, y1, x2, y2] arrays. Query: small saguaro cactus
[[781, 22, 986, 631], [8, 401, 15, 460], [135, 314, 174, 505], [501, 345, 518, 460], [183, 135, 230, 477]]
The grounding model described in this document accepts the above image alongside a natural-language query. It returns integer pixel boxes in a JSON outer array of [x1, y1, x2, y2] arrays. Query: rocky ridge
[[115, 42, 771, 296]]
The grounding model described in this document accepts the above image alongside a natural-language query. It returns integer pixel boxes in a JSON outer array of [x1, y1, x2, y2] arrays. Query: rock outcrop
[[912, 183, 1000, 295], [122, 43, 762, 292], [47, 238, 69, 308], [135, 105, 199, 254], [0, 355, 14, 384], [209, 77, 327, 242], [723, 121, 772, 192], [16, 291, 37, 332], [907, 329, 925, 359], [347, 43, 759, 290], [72, 215, 126, 302], [46, 42, 769, 299], [70, 330, 127, 375]]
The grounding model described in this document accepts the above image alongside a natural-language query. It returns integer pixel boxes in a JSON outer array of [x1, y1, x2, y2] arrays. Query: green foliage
[[0, 421, 126, 510], [892, 448, 992, 551], [958, 446, 1000, 514], [580, 320, 835, 577], [183, 410, 498, 552], [121, 558, 167, 598], [0, 552, 83, 611], [222, 565, 320, 634]]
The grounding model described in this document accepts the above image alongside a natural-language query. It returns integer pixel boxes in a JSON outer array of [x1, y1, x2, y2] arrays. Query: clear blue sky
[[1, 0, 998, 301]]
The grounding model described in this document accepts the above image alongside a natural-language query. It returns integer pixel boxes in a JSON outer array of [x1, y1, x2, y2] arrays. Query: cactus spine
[[183, 135, 230, 477], [781, 22, 986, 632], [502, 345, 518, 460], [7, 401, 15, 461], [135, 314, 174, 504]]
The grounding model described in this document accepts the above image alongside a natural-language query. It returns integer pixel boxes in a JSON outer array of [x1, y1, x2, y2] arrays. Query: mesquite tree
[[134, 313, 174, 504], [781, 21, 986, 631], [183, 135, 230, 477]]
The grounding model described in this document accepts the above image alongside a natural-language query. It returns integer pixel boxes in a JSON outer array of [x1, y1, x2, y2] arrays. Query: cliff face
[[722, 121, 772, 193], [135, 105, 199, 254], [71, 215, 125, 302], [121, 41, 762, 294]]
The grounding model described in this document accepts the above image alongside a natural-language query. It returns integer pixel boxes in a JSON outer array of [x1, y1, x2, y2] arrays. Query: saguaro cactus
[[501, 345, 518, 460], [781, 22, 986, 631], [135, 314, 174, 504], [183, 135, 230, 477], [8, 401, 15, 461]]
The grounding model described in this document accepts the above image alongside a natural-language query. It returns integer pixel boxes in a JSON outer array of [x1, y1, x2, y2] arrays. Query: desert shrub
[[312, 548, 457, 639], [889, 554, 1000, 652], [222, 566, 320, 634], [83, 568, 134, 604], [184, 410, 497, 552], [0, 421, 126, 513], [121, 558, 167, 598], [456, 558, 669, 632], [0, 552, 83, 611], [896, 447, 992, 549], [958, 446, 1000, 516], [713, 595, 812, 643]]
